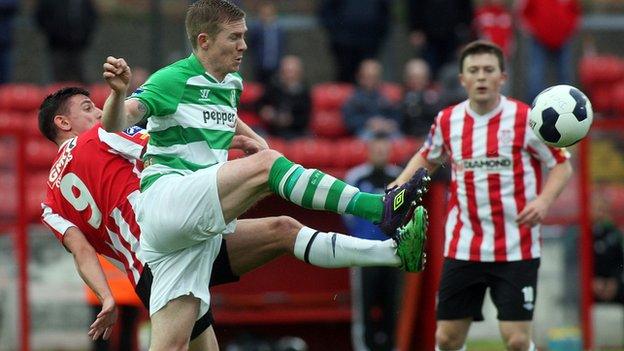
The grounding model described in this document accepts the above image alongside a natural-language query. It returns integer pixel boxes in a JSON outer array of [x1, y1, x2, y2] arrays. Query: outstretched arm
[[101, 56, 146, 131], [516, 160, 573, 227], [63, 227, 118, 341], [390, 152, 439, 188]]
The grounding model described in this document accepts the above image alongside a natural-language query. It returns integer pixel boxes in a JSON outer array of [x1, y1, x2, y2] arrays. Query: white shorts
[[136, 163, 237, 261], [146, 235, 221, 318], [135, 163, 237, 316]]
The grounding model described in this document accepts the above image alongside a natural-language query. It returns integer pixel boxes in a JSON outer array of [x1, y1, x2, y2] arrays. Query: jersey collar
[[188, 53, 224, 84], [465, 95, 507, 119]]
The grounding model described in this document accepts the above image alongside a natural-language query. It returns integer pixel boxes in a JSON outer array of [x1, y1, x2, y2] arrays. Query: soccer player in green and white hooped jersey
[[101, 1, 430, 350]]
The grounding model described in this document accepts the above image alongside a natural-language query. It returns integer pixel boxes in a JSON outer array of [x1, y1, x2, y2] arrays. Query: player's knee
[[269, 216, 301, 248], [257, 149, 282, 170], [435, 329, 464, 350], [243, 149, 282, 182], [273, 216, 301, 233], [504, 333, 530, 351]]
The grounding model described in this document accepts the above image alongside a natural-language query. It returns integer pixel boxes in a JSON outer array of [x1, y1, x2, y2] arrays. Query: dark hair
[[38, 87, 90, 142], [185, 0, 245, 50], [459, 40, 505, 73]]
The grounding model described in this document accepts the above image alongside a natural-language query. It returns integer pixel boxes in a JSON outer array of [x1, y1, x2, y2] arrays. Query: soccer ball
[[529, 85, 593, 148]]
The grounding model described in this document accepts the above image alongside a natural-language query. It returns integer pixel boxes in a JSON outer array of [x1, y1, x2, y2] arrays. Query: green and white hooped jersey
[[130, 54, 242, 190]]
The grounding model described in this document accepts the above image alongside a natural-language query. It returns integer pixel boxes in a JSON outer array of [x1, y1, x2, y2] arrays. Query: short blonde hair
[[185, 0, 245, 50]]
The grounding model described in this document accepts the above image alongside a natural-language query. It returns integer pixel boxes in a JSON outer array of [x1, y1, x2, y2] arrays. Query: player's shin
[[293, 226, 400, 268], [268, 156, 383, 222]]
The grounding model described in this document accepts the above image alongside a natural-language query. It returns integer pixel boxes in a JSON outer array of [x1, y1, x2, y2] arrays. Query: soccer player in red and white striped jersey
[[393, 40, 572, 351], [42, 108, 147, 287]]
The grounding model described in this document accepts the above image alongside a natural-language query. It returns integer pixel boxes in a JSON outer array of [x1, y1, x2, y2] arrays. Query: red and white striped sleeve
[[41, 203, 77, 242], [419, 111, 447, 164], [97, 126, 149, 161], [525, 115, 570, 168]]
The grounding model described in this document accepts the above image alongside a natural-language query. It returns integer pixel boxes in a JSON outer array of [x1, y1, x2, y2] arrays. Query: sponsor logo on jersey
[[202, 109, 237, 128], [456, 156, 512, 172], [48, 138, 77, 188], [123, 126, 144, 136], [131, 86, 144, 97], [199, 89, 210, 101]]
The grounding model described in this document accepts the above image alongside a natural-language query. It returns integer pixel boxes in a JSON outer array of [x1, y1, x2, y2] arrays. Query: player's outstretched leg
[[268, 156, 430, 230], [394, 205, 428, 273], [225, 216, 425, 273], [379, 168, 431, 236], [218, 151, 430, 232]]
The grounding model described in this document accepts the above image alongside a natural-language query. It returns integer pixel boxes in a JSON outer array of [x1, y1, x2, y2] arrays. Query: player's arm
[[391, 112, 446, 187], [63, 227, 118, 341], [101, 56, 146, 132], [391, 152, 439, 187], [235, 119, 269, 150], [516, 160, 573, 226]]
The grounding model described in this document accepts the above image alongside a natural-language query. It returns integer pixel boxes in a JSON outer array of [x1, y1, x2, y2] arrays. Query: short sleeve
[[525, 115, 570, 168], [97, 127, 148, 161], [128, 67, 185, 117], [41, 203, 76, 242], [419, 111, 447, 164]]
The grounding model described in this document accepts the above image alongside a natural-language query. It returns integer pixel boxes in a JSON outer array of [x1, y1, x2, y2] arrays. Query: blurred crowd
[[231, 0, 588, 142], [0, 0, 604, 143]]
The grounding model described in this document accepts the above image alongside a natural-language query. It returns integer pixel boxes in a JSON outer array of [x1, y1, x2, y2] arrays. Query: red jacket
[[519, 0, 580, 49], [474, 4, 514, 57]]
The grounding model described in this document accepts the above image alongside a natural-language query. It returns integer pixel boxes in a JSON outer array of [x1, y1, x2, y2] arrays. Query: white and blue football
[[529, 84, 593, 148]]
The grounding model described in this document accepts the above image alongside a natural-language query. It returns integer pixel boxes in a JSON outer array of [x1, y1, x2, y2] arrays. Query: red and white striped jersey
[[41, 124, 149, 286], [420, 96, 569, 262]]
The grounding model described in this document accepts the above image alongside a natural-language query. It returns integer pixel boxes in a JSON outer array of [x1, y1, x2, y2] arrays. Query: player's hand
[[387, 177, 407, 189], [516, 198, 549, 227], [230, 135, 266, 155], [88, 297, 118, 341], [103, 56, 131, 93]]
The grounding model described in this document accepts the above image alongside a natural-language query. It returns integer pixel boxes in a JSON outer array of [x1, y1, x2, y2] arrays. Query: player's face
[[459, 53, 507, 107], [65, 94, 102, 135], [204, 19, 247, 80], [368, 138, 391, 167]]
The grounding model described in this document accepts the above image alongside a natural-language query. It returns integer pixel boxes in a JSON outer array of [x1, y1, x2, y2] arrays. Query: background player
[[391, 40, 573, 351]]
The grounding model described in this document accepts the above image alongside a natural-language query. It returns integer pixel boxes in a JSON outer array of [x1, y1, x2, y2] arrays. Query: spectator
[[35, 0, 98, 83], [319, 0, 391, 83], [257, 55, 311, 139], [406, 0, 474, 79], [518, 0, 581, 101], [248, 1, 285, 84], [401, 58, 441, 138], [591, 195, 624, 303], [344, 132, 403, 351], [474, 0, 514, 59], [342, 59, 401, 139], [0, 0, 18, 84], [474, 0, 514, 93]]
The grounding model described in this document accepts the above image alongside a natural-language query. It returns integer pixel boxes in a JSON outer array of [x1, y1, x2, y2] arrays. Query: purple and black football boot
[[378, 167, 431, 237]]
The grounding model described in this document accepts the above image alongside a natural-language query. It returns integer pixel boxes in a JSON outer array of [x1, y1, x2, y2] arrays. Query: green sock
[[268, 156, 383, 222]]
